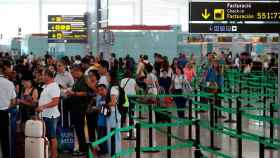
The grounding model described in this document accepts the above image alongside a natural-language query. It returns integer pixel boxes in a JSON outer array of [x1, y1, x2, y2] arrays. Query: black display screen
[[189, 1, 280, 33], [48, 15, 88, 43]]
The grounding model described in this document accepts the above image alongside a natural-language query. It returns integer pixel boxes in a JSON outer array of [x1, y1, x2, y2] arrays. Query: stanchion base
[[194, 149, 204, 158], [224, 119, 237, 123], [123, 136, 136, 141], [208, 146, 221, 151], [197, 110, 208, 113], [134, 117, 146, 120], [217, 115, 227, 119], [244, 104, 253, 107], [264, 146, 277, 150], [142, 150, 160, 153]]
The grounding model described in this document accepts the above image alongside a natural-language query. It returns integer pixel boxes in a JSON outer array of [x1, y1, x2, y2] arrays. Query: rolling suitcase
[[25, 119, 45, 138], [25, 113, 49, 158], [25, 137, 48, 158]]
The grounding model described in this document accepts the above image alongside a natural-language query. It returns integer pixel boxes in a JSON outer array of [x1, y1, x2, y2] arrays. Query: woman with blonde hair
[[184, 63, 196, 82]]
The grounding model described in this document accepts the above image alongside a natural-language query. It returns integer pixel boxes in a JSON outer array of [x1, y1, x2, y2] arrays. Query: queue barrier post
[[188, 99, 193, 140], [149, 105, 153, 147], [263, 86, 267, 118], [194, 89, 198, 118], [214, 93, 218, 123], [136, 123, 141, 158], [237, 98, 242, 158], [209, 95, 220, 150], [224, 97, 236, 123], [269, 102, 274, 141], [142, 102, 159, 153], [167, 119, 172, 158], [265, 102, 276, 150], [259, 137, 265, 158], [194, 119, 204, 158]]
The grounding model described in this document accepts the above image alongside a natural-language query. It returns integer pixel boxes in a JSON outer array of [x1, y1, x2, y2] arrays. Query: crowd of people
[[0, 50, 277, 158]]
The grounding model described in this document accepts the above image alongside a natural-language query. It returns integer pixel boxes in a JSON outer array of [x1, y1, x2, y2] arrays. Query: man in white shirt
[[36, 69, 60, 158], [0, 60, 17, 158]]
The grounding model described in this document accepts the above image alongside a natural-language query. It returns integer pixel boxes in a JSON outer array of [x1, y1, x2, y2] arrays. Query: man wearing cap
[[0, 60, 17, 158]]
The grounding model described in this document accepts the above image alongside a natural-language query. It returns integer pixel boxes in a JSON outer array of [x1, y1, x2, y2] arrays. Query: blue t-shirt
[[178, 58, 188, 68], [205, 68, 224, 87], [96, 96, 107, 127]]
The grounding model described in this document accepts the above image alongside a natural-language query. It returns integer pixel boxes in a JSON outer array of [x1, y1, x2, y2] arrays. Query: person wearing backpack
[[106, 74, 122, 157], [120, 71, 137, 128]]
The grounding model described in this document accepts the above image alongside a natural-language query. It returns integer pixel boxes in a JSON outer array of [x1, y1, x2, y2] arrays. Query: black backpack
[[107, 79, 129, 113]]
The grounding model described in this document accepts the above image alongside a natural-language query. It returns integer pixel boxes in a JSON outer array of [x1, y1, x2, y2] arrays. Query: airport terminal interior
[[0, 0, 280, 158]]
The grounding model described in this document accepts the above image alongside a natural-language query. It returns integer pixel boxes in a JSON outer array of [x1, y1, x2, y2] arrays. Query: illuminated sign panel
[[189, 1, 280, 33], [48, 23, 87, 31], [48, 15, 87, 43], [48, 15, 86, 23]]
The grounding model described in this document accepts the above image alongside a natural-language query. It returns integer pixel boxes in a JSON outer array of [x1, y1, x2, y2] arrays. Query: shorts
[[43, 117, 58, 139]]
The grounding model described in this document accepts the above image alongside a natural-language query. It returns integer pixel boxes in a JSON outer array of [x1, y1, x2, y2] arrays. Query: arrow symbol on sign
[[201, 9, 210, 20]]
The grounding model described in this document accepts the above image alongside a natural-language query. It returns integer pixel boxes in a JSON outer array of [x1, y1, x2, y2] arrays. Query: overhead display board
[[48, 15, 88, 43], [189, 1, 280, 33]]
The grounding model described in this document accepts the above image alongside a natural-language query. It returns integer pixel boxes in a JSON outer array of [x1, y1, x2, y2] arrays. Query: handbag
[[182, 78, 193, 94]]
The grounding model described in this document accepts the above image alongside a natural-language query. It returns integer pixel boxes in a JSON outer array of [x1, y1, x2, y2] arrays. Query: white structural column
[[177, 8, 181, 25], [38, 0, 42, 33], [87, 0, 98, 54], [133, 0, 137, 24], [96, 0, 100, 54], [140, 0, 143, 24], [186, 0, 189, 32]]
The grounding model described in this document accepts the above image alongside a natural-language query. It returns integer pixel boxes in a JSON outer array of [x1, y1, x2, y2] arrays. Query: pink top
[[184, 68, 196, 82]]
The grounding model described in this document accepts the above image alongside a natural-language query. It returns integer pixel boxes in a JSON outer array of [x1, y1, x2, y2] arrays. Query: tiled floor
[[59, 110, 280, 158], [2, 105, 279, 158]]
